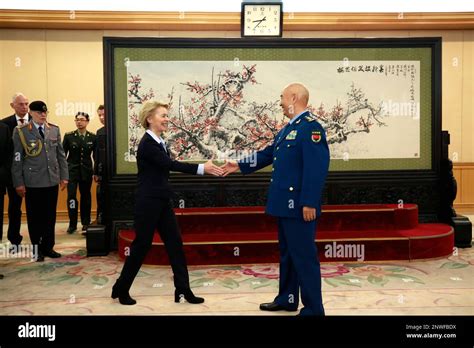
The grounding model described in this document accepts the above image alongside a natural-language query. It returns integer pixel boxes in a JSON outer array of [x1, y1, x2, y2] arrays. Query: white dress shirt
[[288, 110, 308, 125], [32, 121, 44, 131], [15, 114, 29, 126]]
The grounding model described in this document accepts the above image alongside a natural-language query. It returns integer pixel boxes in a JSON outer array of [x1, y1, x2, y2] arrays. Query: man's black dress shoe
[[82, 225, 88, 231], [43, 250, 62, 258], [259, 301, 298, 312], [67, 226, 77, 234], [34, 252, 45, 262]]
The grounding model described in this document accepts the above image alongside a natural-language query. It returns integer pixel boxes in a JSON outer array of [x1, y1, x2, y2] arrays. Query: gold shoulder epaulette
[[305, 115, 316, 122]]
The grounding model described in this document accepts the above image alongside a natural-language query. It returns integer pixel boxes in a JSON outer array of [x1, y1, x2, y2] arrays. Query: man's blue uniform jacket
[[239, 111, 330, 219]]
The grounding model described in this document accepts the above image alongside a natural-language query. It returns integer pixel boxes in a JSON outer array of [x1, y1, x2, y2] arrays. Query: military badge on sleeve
[[311, 131, 321, 143]]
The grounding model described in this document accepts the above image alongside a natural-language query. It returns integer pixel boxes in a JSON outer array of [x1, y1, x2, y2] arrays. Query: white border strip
[[0, 0, 473, 13]]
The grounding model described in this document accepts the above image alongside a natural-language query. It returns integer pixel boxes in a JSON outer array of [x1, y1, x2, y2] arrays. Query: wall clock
[[241, 2, 283, 37]]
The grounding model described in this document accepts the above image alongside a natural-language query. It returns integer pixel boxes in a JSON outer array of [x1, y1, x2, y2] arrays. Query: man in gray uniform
[[11, 101, 69, 262]]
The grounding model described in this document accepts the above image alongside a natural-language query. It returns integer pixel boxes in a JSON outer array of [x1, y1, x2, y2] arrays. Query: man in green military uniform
[[63, 112, 97, 234]]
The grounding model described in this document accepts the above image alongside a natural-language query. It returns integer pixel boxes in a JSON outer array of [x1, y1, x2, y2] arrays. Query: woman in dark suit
[[112, 101, 222, 305]]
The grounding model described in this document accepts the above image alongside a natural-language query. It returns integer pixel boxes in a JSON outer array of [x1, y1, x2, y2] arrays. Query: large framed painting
[[104, 37, 440, 180], [103, 37, 442, 246]]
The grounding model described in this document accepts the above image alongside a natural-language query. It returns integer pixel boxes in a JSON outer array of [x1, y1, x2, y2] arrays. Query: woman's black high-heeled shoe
[[174, 289, 204, 304], [111, 280, 137, 305]]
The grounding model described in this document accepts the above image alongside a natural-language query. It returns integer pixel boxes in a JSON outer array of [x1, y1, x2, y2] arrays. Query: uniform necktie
[[38, 126, 44, 139], [18, 118, 25, 125]]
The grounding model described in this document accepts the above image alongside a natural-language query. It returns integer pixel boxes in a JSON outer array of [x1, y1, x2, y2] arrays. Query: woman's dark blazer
[[136, 132, 198, 199]]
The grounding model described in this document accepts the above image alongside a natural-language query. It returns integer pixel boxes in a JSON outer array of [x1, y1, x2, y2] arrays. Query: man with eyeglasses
[[63, 112, 97, 234], [11, 101, 69, 262]]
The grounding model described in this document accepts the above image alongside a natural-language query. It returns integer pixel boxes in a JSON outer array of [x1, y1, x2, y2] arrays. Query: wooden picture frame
[[102, 37, 442, 248]]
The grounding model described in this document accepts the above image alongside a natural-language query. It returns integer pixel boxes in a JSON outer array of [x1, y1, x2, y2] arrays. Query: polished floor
[[0, 218, 473, 315]]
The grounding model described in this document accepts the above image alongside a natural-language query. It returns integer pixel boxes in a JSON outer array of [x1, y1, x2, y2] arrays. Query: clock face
[[242, 3, 282, 37]]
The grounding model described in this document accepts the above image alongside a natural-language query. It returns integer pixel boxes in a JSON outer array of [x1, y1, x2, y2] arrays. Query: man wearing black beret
[[11, 100, 69, 261]]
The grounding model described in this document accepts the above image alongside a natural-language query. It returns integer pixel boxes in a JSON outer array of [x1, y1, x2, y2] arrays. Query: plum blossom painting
[[126, 60, 420, 162], [108, 39, 435, 174]]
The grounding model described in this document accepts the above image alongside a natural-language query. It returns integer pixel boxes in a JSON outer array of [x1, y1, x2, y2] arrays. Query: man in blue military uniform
[[222, 83, 330, 316]]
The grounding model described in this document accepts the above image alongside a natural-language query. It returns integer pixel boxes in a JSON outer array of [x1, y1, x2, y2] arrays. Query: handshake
[[203, 159, 239, 177]]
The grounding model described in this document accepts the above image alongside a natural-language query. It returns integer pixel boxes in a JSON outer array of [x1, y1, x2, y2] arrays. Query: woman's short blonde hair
[[138, 101, 169, 129]]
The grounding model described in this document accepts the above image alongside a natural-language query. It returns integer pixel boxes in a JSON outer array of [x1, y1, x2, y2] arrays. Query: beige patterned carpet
[[0, 220, 473, 316]]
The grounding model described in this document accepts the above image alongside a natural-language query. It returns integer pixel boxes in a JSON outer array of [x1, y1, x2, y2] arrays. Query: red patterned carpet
[[0, 220, 472, 315]]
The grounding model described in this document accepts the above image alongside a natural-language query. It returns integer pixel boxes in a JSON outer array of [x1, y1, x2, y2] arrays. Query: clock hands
[[252, 16, 267, 30]]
